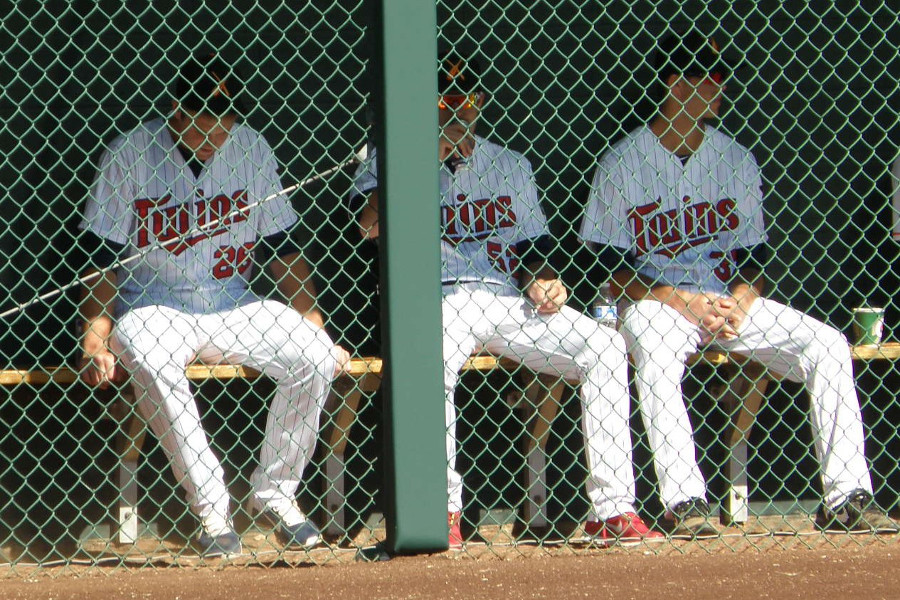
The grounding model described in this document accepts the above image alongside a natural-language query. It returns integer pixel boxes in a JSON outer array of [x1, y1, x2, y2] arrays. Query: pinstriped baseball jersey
[[579, 124, 767, 295], [80, 117, 296, 315], [350, 135, 547, 291]]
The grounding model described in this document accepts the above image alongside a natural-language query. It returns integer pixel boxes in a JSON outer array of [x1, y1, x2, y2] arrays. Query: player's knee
[[579, 325, 628, 377], [808, 323, 852, 362], [110, 329, 172, 375], [284, 325, 337, 379]]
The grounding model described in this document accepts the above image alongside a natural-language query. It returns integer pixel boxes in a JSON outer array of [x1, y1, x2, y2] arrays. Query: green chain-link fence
[[0, 0, 897, 573]]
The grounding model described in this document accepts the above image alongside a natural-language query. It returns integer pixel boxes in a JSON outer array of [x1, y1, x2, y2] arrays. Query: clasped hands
[[527, 278, 567, 315], [687, 293, 745, 345]]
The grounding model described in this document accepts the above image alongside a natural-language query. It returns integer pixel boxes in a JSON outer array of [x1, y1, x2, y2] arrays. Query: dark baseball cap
[[655, 31, 735, 80], [175, 53, 245, 116], [438, 51, 482, 94]]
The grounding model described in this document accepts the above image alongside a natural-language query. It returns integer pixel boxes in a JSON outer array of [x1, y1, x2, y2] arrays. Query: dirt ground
[[1, 534, 898, 600]]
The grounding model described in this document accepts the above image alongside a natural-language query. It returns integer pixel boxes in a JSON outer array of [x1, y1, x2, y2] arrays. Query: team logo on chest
[[441, 194, 517, 243], [134, 190, 250, 255], [629, 196, 739, 257]]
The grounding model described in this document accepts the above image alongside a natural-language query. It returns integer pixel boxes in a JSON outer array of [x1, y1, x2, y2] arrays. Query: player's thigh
[[619, 300, 697, 359], [719, 297, 849, 378], [202, 300, 334, 370], [441, 289, 496, 372], [482, 303, 618, 379], [112, 306, 199, 368], [727, 297, 835, 347]]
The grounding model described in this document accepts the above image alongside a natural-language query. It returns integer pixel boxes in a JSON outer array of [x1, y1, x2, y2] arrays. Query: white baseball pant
[[111, 300, 337, 528], [442, 283, 637, 520], [620, 296, 873, 511]]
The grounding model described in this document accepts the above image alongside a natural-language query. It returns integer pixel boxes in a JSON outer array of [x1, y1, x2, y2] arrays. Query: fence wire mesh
[[0, 0, 897, 573]]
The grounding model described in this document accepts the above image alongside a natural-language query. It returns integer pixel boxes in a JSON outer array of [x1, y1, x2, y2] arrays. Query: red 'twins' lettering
[[628, 196, 740, 257]]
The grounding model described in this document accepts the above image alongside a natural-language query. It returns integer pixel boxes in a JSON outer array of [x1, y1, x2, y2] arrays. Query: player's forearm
[[614, 270, 678, 307], [613, 270, 709, 323], [730, 269, 764, 298], [270, 253, 324, 327], [728, 271, 764, 314], [358, 192, 380, 239], [518, 261, 555, 290], [79, 269, 118, 354]]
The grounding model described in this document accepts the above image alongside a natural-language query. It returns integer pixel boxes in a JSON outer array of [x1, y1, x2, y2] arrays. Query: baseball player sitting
[[579, 30, 898, 536], [348, 51, 663, 547], [78, 53, 350, 557]]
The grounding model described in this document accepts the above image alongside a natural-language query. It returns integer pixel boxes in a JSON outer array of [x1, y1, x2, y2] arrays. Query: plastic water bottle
[[592, 282, 618, 329]]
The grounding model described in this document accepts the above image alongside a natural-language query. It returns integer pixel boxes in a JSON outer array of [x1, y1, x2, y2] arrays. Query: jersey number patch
[[486, 241, 520, 274], [710, 250, 736, 283], [213, 243, 255, 279]]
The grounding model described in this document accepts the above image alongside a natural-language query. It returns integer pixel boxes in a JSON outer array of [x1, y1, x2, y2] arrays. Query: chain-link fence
[[0, 0, 897, 573]]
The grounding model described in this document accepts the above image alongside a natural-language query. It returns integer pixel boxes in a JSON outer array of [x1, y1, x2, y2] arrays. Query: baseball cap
[[175, 53, 245, 116], [655, 31, 735, 81], [438, 51, 482, 94]]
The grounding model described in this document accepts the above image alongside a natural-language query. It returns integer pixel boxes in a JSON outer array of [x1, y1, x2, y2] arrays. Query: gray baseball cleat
[[816, 489, 900, 533], [666, 498, 720, 538], [252, 498, 322, 549], [197, 529, 242, 558]]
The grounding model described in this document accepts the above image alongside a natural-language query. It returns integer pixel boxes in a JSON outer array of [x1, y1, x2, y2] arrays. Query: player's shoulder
[[102, 118, 167, 162], [704, 126, 752, 156], [595, 125, 651, 168], [228, 121, 271, 150], [476, 137, 533, 172]]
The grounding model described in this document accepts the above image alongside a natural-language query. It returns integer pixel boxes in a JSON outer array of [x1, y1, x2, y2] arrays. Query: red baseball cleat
[[448, 511, 463, 548], [585, 512, 665, 546]]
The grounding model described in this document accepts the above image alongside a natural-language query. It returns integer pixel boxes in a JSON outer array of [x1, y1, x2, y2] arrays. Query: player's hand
[[332, 344, 352, 375], [698, 297, 740, 343], [711, 297, 740, 336], [698, 312, 734, 344], [682, 293, 715, 324], [681, 293, 732, 344], [80, 349, 119, 389], [439, 120, 475, 162], [527, 278, 568, 314]]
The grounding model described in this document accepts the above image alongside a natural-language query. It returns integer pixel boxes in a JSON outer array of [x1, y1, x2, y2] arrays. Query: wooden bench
[[0, 356, 558, 543], [0, 361, 383, 544], [1, 342, 897, 542]]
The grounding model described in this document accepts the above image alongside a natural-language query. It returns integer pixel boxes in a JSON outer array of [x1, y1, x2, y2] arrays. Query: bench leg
[[320, 372, 380, 538], [113, 393, 148, 544], [719, 363, 769, 526], [324, 452, 347, 537], [519, 372, 564, 530], [523, 447, 549, 529]]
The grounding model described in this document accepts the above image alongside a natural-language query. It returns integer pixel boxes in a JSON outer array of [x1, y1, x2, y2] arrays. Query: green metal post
[[374, 1, 446, 553]]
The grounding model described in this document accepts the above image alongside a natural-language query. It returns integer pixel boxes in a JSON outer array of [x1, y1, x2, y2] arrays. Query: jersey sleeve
[[511, 156, 548, 243], [732, 152, 768, 249], [578, 151, 632, 251], [254, 135, 297, 237], [79, 142, 136, 246]]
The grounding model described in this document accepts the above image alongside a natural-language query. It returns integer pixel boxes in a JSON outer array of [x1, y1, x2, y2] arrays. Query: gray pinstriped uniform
[[80, 117, 337, 529], [579, 124, 873, 510], [80, 117, 296, 315], [580, 124, 767, 293], [352, 137, 642, 520]]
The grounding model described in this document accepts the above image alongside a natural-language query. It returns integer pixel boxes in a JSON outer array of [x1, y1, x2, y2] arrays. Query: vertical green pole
[[374, 2, 446, 553]]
